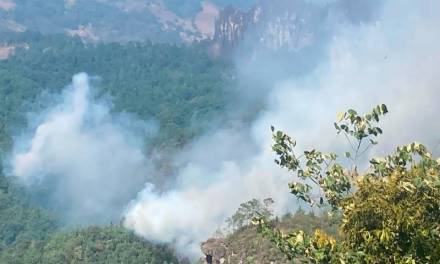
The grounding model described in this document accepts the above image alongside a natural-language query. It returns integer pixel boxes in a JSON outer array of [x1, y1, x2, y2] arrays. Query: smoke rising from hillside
[[11, 73, 156, 225], [7, 0, 440, 259], [124, 0, 440, 257], [124, 127, 293, 255]]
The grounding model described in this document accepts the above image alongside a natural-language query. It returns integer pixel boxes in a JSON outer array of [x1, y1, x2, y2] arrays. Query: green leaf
[[380, 104, 388, 114], [276, 131, 283, 139], [337, 112, 345, 122], [348, 109, 357, 116]]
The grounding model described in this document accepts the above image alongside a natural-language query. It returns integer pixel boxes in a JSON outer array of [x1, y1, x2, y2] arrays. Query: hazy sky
[[8, 0, 440, 259]]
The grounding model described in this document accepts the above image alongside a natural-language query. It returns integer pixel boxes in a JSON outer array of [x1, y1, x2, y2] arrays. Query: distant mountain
[[210, 0, 382, 56], [212, 1, 321, 53], [0, 0, 257, 44], [0, 0, 381, 55]]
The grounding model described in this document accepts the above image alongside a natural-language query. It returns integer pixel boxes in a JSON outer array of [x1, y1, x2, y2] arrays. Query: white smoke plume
[[124, 127, 293, 255], [124, 0, 440, 258], [7, 0, 440, 259], [11, 73, 156, 225]]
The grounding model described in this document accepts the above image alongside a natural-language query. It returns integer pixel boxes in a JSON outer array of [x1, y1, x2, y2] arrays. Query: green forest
[[0, 32, 236, 263], [0, 31, 302, 263], [0, 32, 337, 264], [0, 32, 233, 149], [0, 0, 439, 261]]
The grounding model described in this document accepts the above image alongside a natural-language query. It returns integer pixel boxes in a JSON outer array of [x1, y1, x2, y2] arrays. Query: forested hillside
[[0, 225, 180, 264], [0, 0, 258, 43], [0, 32, 232, 263], [0, 173, 58, 249], [0, 168, 184, 263], [1, 1, 438, 263], [0, 32, 232, 149], [201, 208, 337, 263]]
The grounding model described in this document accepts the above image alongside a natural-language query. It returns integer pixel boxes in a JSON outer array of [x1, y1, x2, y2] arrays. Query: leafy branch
[[255, 104, 440, 263]]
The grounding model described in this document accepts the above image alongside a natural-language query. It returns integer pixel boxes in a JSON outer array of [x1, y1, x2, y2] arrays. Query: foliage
[[0, 171, 180, 263], [0, 173, 58, 248], [0, 32, 232, 150], [226, 198, 274, 230], [0, 32, 232, 263], [0, 226, 180, 264], [257, 105, 440, 263], [0, 0, 180, 43], [201, 210, 337, 264]]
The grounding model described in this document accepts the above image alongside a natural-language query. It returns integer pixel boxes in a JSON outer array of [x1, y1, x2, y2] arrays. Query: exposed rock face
[[201, 238, 228, 264], [0, 0, 380, 50], [211, 0, 325, 55], [0, 0, 221, 43], [0, 19, 25, 33], [195, 1, 219, 39], [258, 1, 320, 52], [0, 43, 28, 59], [199, 211, 339, 264], [1, 0, 324, 48], [210, 0, 381, 56], [0, 45, 14, 59], [200, 234, 289, 264], [213, 5, 259, 49], [66, 24, 99, 43]]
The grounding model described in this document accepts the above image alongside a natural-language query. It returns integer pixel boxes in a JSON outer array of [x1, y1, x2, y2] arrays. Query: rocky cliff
[[211, 0, 325, 55], [210, 0, 381, 56]]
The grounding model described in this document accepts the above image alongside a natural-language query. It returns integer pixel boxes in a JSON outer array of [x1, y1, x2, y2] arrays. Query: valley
[[0, 0, 439, 263]]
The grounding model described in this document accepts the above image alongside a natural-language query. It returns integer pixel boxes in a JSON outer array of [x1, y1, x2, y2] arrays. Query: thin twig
[[343, 132, 357, 152], [354, 138, 363, 161]]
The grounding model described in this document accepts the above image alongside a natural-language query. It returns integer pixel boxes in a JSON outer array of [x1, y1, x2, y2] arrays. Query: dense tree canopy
[[0, 32, 231, 263], [0, 173, 58, 249], [0, 226, 180, 264], [0, 32, 232, 149], [258, 105, 440, 263]]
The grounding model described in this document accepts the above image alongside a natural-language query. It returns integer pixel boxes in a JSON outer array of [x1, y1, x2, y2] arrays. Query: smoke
[[7, 0, 440, 259], [124, 126, 293, 255], [11, 73, 157, 225], [230, 0, 384, 115], [124, 0, 440, 258]]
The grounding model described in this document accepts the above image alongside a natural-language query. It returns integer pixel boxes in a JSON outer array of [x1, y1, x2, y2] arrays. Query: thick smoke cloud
[[11, 73, 156, 225], [124, 0, 440, 258], [124, 127, 293, 255], [7, 0, 440, 259]]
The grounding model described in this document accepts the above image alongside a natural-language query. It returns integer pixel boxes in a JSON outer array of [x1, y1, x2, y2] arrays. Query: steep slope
[[0, 0, 176, 43], [200, 211, 338, 264], [0, 32, 232, 149], [211, 0, 382, 56], [1, 0, 381, 49], [213, 1, 320, 53], [0, 173, 58, 249], [0, 0, 258, 43], [0, 226, 181, 264]]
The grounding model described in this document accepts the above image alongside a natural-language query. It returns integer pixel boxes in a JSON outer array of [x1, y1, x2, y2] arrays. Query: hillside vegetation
[[0, 226, 180, 264], [258, 105, 440, 263], [0, 173, 58, 249], [201, 210, 337, 263], [0, 32, 232, 150], [0, 32, 232, 263]]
